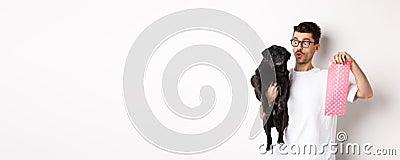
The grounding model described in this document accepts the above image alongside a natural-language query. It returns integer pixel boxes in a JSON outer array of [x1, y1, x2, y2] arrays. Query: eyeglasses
[[290, 39, 315, 48]]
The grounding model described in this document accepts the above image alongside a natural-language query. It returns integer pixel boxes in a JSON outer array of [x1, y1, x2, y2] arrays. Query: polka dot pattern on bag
[[325, 60, 351, 116]]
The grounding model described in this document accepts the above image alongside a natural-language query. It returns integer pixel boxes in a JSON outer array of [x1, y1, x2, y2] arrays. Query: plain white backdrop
[[1, 0, 399, 159]]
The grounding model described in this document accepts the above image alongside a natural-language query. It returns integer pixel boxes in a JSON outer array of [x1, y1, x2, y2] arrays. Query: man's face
[[291, 31, 320, 65]]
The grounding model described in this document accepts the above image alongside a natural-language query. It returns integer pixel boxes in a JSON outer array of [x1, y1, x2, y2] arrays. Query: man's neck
[[294, 63, 314, 72]]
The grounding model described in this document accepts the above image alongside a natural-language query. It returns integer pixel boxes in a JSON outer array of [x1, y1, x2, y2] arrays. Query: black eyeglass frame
[[290, 39, 315, 48]]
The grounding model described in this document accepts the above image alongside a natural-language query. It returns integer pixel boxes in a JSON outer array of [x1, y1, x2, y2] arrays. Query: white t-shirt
[[273, 67, 358, 160]]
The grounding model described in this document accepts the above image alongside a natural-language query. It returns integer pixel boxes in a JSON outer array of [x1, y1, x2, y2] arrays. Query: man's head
[[291, 22, 321, 65]]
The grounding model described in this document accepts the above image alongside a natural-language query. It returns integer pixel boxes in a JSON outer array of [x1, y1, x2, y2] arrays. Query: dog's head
[[269, 45, 291, 66]]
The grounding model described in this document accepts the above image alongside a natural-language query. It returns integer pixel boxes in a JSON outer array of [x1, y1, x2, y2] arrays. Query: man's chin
[[296, 60, 306, 64]]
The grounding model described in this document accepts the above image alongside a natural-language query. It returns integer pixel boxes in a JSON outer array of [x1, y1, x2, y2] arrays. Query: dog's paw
[[266, 144, 271, 151], [277, 138, 284, 144]]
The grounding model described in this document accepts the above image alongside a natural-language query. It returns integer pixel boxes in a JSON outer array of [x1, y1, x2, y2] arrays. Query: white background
[[1, 0, 400, 159]]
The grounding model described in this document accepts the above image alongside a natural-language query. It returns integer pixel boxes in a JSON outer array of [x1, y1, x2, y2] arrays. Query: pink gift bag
[[325, 60, 351, 116]]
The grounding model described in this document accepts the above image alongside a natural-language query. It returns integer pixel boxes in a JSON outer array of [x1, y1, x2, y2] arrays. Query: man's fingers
[[267, 83, 277, 91], [266, 82, 279, 101], [340, 54, 345, 63], [336, 54, 340, 63], [269, 85, 278, 94], [333, 55, 337, 63], [274, 90, 278, 98], [333, 52, 351, 64]]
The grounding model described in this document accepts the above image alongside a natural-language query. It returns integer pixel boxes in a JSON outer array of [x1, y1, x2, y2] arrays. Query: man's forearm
[[351, 60, 373, 99]]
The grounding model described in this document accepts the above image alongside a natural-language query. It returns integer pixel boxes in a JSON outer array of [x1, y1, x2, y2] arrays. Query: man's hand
[[266, 82, 279, 106], [332, 51, 354, 64]]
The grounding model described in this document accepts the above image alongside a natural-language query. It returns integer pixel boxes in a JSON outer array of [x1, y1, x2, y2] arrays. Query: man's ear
[[314, 43, 321, 53], [314, 43, 321, 52]]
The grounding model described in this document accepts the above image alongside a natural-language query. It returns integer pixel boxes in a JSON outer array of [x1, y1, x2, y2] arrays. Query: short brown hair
[[293, 22, 321, 44]]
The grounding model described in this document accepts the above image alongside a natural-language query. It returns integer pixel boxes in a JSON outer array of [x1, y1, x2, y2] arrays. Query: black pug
[[250, 45, 290, 151]]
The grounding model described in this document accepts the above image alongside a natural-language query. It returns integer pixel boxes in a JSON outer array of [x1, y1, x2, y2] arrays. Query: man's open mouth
[[296, 52, 303, 58]]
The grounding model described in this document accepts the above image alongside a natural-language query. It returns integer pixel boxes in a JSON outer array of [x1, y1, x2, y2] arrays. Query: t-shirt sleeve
[[347, 82, 358, 103]]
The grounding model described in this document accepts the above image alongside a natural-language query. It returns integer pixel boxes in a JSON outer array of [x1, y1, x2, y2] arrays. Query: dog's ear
[[285, 50, 291, 61], [267, 45, 278, 55], [275, 45, 290, 61]]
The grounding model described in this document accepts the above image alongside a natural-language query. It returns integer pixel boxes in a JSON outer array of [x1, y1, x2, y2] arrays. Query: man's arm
[[333, 52, 373, 100]]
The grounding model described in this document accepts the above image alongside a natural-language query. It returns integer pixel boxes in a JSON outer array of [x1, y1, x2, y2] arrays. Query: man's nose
[[295, 46, 303, 52], [296, 44, 303, 50]]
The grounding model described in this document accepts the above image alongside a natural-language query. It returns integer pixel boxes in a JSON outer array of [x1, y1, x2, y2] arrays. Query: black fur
[[250, 45, 290, 151]]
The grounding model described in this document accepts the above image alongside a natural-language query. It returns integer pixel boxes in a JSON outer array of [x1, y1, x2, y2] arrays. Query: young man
[[260, 22, 373, 159]]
